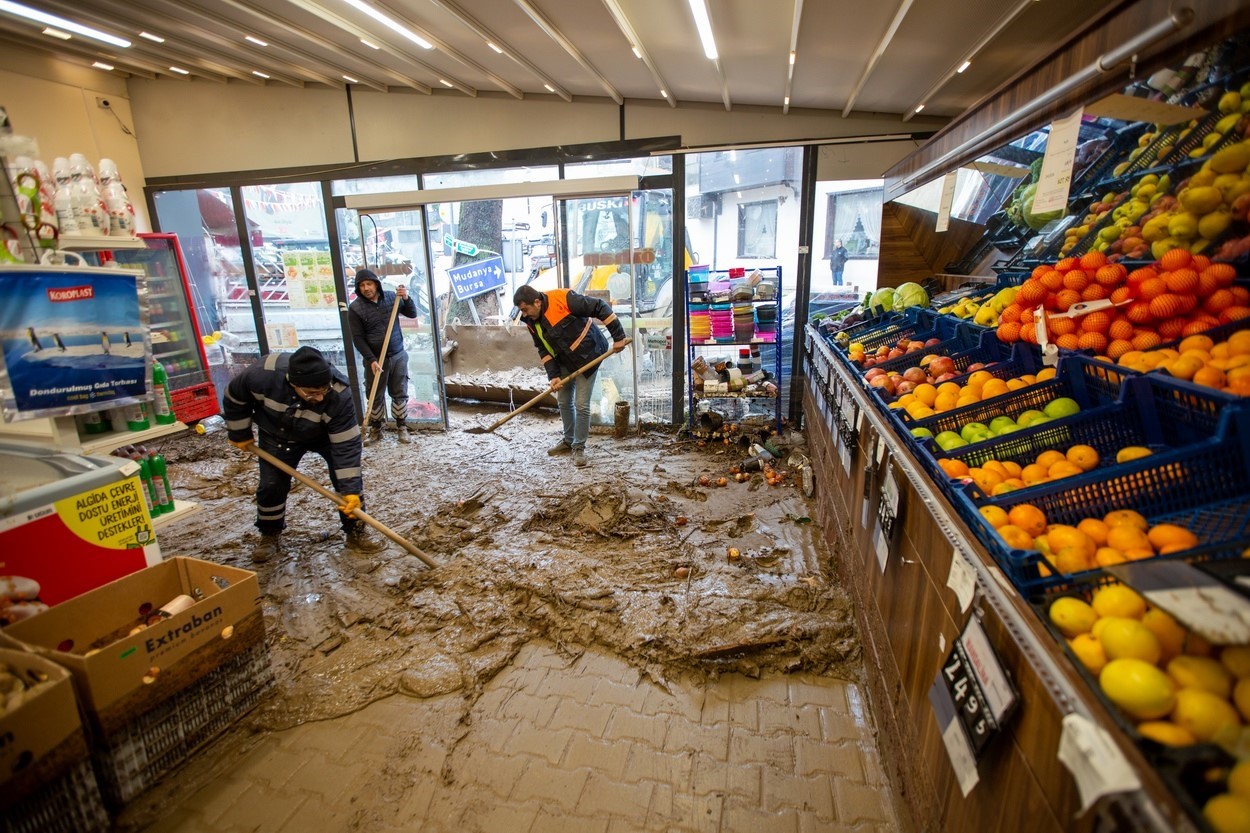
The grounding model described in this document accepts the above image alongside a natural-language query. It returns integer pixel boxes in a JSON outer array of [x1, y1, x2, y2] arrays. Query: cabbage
[[867, 287, 895, 313], [1021, 183, 1065, 231], [892, 282, 929, 311]]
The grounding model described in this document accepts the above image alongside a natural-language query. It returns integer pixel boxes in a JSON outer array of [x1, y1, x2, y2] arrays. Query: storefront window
[[737, 200, 778, 258], [565, 157, 673, 179]]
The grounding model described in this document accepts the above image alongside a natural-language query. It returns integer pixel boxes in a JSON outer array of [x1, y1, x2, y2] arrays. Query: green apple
[[995, 422, 1023, 435], [960, 422, 991, 442], [910, 427, 934, 439], [1017, 409, 1047, 428], [935, 431, 970, 451], [988, 416, 1018, 435], [1043, 397, 1081, 419]]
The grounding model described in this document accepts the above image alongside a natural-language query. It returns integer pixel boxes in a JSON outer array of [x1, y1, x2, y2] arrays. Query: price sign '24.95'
[[936, 616, 1019, 758]]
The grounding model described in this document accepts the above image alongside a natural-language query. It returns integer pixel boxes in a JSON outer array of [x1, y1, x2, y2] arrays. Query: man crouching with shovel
[[223, 346, 382, 562]]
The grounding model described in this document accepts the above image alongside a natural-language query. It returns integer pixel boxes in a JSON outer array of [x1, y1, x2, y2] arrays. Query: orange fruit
[[1054, 547, 1094, 574], [1008, 504, 1048, 537], [1180, 334, 1215, 354], [1193, 366, 1227, 389], [998, 524, 1035, 550], [1047, 525, 1096, 557], [933, 391, 960, 412], [1065, 445, 1100, 472], [1104, 509, 1148, 530], [1047, 460, 1085, 479], [1147, 524, 1199, 552], [937, 458, 970, 478], [971, 468, 1004, 493], [1095, 547, 1129, 567], [1021, 463, 1051, 484], [1077, 518, 1110, 546], [1160, 248, 1193, 272], [1035, 450, 1066, 469], [1124, 547, 1156, 561], [1000, 461, 1023, 478], [981, 459, 1010, 478], [913, 383, 938, 406], [1228, 330, 1250, 356], [980, 505, 1010, 529], [981, 379, 1010, 399], [1107, 525, 1152, 552]]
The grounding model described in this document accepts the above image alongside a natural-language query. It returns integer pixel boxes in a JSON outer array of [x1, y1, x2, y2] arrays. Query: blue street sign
[[447, 255, 505, 301]]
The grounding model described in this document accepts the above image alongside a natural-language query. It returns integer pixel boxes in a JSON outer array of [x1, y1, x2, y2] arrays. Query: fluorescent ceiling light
[[343, 74, 358, 83], [784, 96, 790, 107], [360, 37, 380, 49], [340, 0, 433, 49], [252, 70, 270, 78], [687, 0, 717, 60], [789, 51, 796, 66], [661, 89, 668, 98], [487, 41, 503, 53], [543, 84, 554, 92], [169, 66, 190, 74], [957, 60, 971, 73], [632, 46, 641, 59], [92, 61, 114, 70], [914, 104, 925, 113], [0, 1, 131, 47], [42, 27, 70, 39], [139, 31, 164, 43], [439, 78, 453, 87], [245, 35, 268, 46]]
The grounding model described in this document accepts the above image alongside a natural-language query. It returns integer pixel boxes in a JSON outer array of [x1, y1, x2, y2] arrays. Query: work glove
[[612, 339, 628, 354], [338, 494, 362, 517], [229, 438, 254, 451]]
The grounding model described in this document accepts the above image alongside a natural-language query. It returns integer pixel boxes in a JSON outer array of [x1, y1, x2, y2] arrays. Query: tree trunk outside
[[448, 200, 504, 324]]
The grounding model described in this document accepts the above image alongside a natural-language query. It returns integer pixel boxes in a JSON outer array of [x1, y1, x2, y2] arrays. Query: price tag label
[[1031, 107, 1083, 215], [840, 437, 852, 475], [936, 171, 957, 233], [1057, 713, 1141, 813], [946, 551, 977, 614], [877, 460, 900, 541], [936, 617, 1018, 760], [874, 521, 890, 572]]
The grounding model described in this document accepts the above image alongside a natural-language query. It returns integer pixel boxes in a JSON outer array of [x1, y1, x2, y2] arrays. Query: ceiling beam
[[0, 28, 160, 79], [510, 0, 622, 104], [598, 0, 675, 107], [842, 0, 916, 117], [424, 0, 571, 102]]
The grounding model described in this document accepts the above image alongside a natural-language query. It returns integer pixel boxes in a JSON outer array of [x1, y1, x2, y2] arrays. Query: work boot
[[365, 424, 384, 446], [345, 524, 384, 553], [252, 533, 281, 563], [547, 439, 573, 456], [396, 423, 411, 444], [572, 447, 588, 467]]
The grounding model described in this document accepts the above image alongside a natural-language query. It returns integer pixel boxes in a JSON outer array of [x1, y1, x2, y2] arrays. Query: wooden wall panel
[[877, 203, 986, 287]]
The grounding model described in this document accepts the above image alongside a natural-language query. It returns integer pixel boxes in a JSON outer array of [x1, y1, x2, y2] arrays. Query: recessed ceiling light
[[632, 46, 641, 59], [957, 60, 971, 73], [0, 1, 131, 47], [340, 0, 433, 49], [139, 31, 164, 43], [360, 38, 380, 49], [439, 79, 453, 87], [42, 27, 70, 40], [245, 35, 268, 46], [789, 51, 796, 66], [253, 70, 270, 78], [487, 41, 503, 54], [686, 0, 717, 60], [92, 61, 114, 70], [169, 66, 190, 75], [784, 96, 790, 107], [543, 84, 554, 92], [343, 75, 358, 83], [914, 104, 925, 113], [661, 90, 668, 98]]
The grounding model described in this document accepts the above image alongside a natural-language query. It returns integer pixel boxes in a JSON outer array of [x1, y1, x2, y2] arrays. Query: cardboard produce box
[[2, 557, 272, 806], [0, 649, 109, 833]]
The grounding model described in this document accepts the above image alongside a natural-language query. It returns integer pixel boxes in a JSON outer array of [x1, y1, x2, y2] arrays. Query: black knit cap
[[287, 346, 332, 387], [355, 268, 381, 293]]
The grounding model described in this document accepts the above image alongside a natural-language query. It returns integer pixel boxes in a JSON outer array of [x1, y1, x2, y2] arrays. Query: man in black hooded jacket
[[347, 268, 417, 444]]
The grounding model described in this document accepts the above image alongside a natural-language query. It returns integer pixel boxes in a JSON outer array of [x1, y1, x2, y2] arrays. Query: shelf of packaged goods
[[154, 345, 197, 356], [691, 340, 778, 347], [0, 416, 188, 455], [692, 392, 778, 400], [56, 234, 147, 251], [152, 498, 201, 529]]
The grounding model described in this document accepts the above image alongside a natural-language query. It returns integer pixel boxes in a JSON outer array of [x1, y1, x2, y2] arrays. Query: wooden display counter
[[801, 325, 1199, 833]]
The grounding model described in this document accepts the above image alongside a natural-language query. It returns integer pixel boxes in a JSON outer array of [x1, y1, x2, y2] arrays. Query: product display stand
[[686, 266, 783, 434]]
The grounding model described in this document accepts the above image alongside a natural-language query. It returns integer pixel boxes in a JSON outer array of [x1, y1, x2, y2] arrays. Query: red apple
[[864, 367, 886, 381], [925, 337, 942, 347], [934, 372, 958, 383], [869, 375, 895, 395], [906, 342, 924, 352], [894, 380, 917, 395], [965, 362, 986, 373], [928, 356, 957, 377], [902, 366, 928, 384]]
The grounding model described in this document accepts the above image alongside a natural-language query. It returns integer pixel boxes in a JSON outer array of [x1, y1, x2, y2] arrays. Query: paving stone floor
[[142, 640, 909, 832]]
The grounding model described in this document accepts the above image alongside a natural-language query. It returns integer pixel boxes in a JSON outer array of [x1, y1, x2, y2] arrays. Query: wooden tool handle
[[483, 337, 632, 433]]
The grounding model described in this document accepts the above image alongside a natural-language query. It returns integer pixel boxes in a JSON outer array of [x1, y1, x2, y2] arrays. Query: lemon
[[1050, 597, 1098, 637], [1205, 793, 1250, 833], [1100, 658, 1176, 720], [1222, 646, 1250, 679], [1069, 634, 1107, 675], [1091, 585, 1146, 620], [1100, 618, 1162, 664], [1168, 655, 1234, 698], [1116, 446, 1155, 463], [1142, 609, 1187, 662], [1172, 688, 1242, 743], [1137, 720, 1197, 746], [1236, 678, 1250, 723], [1231, 761, 1250, 798]]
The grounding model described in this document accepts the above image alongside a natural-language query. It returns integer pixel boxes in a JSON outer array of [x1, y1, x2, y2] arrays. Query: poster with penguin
[[0, 264, 151, 420]]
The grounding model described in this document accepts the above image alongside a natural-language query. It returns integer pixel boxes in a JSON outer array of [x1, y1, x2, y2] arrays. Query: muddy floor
[[114, 403, 861, 830]]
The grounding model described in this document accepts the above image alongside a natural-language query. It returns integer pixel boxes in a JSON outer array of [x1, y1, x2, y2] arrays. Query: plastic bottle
[[151, 362, 176, 425], [146, 449, 174, 514], [98, 158, 135, 238], [77, 410, 109, 435], [125, 400, 150, 431], [50, 157, 79, 234], [129, 451, 158, 515], [68, 153, 108, 236]]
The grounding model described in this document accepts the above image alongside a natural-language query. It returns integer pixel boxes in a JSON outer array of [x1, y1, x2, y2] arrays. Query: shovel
[[241, 444, 441, 570], [362, 287, 403, 437], [465, 337, 632, 436]]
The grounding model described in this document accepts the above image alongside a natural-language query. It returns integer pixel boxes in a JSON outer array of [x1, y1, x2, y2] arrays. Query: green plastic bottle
[[126, 401, 150, 432], [147, 450, 174, 514], [151, 362, 176, 425]]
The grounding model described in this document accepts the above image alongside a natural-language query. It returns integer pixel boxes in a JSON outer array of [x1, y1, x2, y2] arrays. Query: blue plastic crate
[[838, 307, 935, 352], [863, 325, 990, 377]]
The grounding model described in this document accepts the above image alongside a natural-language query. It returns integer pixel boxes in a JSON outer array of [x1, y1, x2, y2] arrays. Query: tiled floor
[[142, 640, 907, 832]]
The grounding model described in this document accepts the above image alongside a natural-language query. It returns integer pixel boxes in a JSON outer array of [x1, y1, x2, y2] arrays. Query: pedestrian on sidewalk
[[830, 239, 849, 286], [513, 285, 628, 467], [348, 268, 417, 444], [223, 346, 380, 561]]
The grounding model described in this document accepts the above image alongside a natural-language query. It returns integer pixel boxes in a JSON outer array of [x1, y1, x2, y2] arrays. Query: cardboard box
[[0, 649, 109, 832], [3, 557, 271, 806]]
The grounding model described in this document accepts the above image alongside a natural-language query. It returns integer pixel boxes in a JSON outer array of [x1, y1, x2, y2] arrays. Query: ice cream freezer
[[0, 443, 161, 624]]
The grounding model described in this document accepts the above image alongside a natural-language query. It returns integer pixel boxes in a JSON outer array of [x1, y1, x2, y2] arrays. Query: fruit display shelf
[[828, 306, 934, 354]]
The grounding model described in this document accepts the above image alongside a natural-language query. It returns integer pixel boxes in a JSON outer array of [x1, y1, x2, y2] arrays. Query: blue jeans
[[557, 368, 597, 450]]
